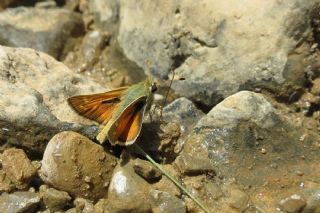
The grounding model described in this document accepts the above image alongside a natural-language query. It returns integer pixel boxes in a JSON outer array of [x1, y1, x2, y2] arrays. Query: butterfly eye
[[150, 82, 157, 93]]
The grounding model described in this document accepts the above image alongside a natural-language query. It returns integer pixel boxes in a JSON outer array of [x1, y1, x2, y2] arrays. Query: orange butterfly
[[68, 77, 157, 146]]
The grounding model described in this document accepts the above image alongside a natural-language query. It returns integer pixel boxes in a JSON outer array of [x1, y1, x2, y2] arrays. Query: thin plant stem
[[133, 144, 211, 213]]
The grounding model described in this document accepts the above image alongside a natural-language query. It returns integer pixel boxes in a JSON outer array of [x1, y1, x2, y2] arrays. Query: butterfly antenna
[[160, 70, 175, 121]]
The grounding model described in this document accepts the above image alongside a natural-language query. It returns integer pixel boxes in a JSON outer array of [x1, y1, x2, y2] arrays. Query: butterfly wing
[[105, 96, 147, 145], [68, 87, 128, 124]]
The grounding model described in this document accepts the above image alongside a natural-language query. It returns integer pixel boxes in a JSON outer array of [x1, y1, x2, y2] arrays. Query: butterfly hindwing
[[68, 87, 128, 123], [107, 96, 147, 145]]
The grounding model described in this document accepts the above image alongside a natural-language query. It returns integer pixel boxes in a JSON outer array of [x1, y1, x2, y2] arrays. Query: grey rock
[[40, 131, 117, 200], [64, 30, 109, 72], [279, 194, 306, 213], [0, 191, 40, 213], [39, 185, 71, 212], [177, 91, 320, 188], [118, 1, 319, 106], [0, 7, 84, 59], [162, 97, 204, 134], [108, 164, 151, 212], [88, 0, 119, 33], [149, 190, 186, 213], [0, 46, 105, 153], [2, 148, 37, 188], [296, 188, 320, 213]]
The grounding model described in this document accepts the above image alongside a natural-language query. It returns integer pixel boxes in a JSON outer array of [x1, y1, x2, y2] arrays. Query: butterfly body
[[68, 77, 156, 146]]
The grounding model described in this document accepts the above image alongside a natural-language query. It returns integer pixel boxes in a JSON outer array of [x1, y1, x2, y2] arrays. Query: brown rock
[[40, 185, 71, 212], [2, 148, 37, 187], [133, 158, 162, 181], [0, 170, 14, 193], [279, 194, 306, 213], [40, 131, 117, 200]]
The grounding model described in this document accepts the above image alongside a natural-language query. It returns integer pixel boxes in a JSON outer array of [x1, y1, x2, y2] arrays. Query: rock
[[65, 208, 77, 213], [178, 91, 320, 186], [311, 78, 320, 96], [108, 164, 151, 212], [0, 7, 84, 59], [39, 131, 117, 200], [35, 0, 57, 9], [2, 148, 37, 188], [279, 194, 306, 213], [226, 188, 249, 211], [0, 46, 105, 153], [94, 199, 112, 213], [118, 1, 318, 106], [74, 198, 95, 213], [39, 185, 71, 212], [64, 30, 109, 72], [152, 165, 181, 197], [162, 97, 205, 134], [132, 158, 162, 181], [0, 191, 40, 213], [139, 122, 180, 163], [149, 190, 186, 213], [0, 171, 14, 193], [304, 191, 320, 213], [87, 0, 119, 33], [174, 151, 215, 175]]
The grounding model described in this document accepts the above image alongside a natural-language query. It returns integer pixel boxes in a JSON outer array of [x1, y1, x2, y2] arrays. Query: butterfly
[[68, 77, 157, 146]]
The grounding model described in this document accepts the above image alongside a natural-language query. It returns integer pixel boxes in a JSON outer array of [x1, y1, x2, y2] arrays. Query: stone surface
[[118, 0, 319, 106], [0, 7, 84, 59], [178, 91, 320, 185], [176, 91, 320, 211], [149, 190, 186, 213], [2, 148, 37, 187], [226, 188, 249, 211], [40, 131, 117, 200], [0, 46, 105, 153], [132, 158, 162, 181], [279, 194, 306, 213], [94, 199, 112, 213], [139, 122, 181, 163], [40, 185, 71, 212], [87, 0, 119, 33], [74, 198, 95, 213], [0, 170, 14, 193], [0, 191, 40, 213], [64, 30, 109, 72], [107, 164, 151, 212], [162, 97, 204, 134]]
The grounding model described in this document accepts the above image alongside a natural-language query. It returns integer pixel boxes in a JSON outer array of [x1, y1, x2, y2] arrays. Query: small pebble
[[279, 194, 306, 213], [261, 148, 267, 154], [296, 170, 304, 176]]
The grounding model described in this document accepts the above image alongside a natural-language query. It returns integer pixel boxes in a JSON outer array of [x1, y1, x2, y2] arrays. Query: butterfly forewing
[[68, 87, 127, 123]]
